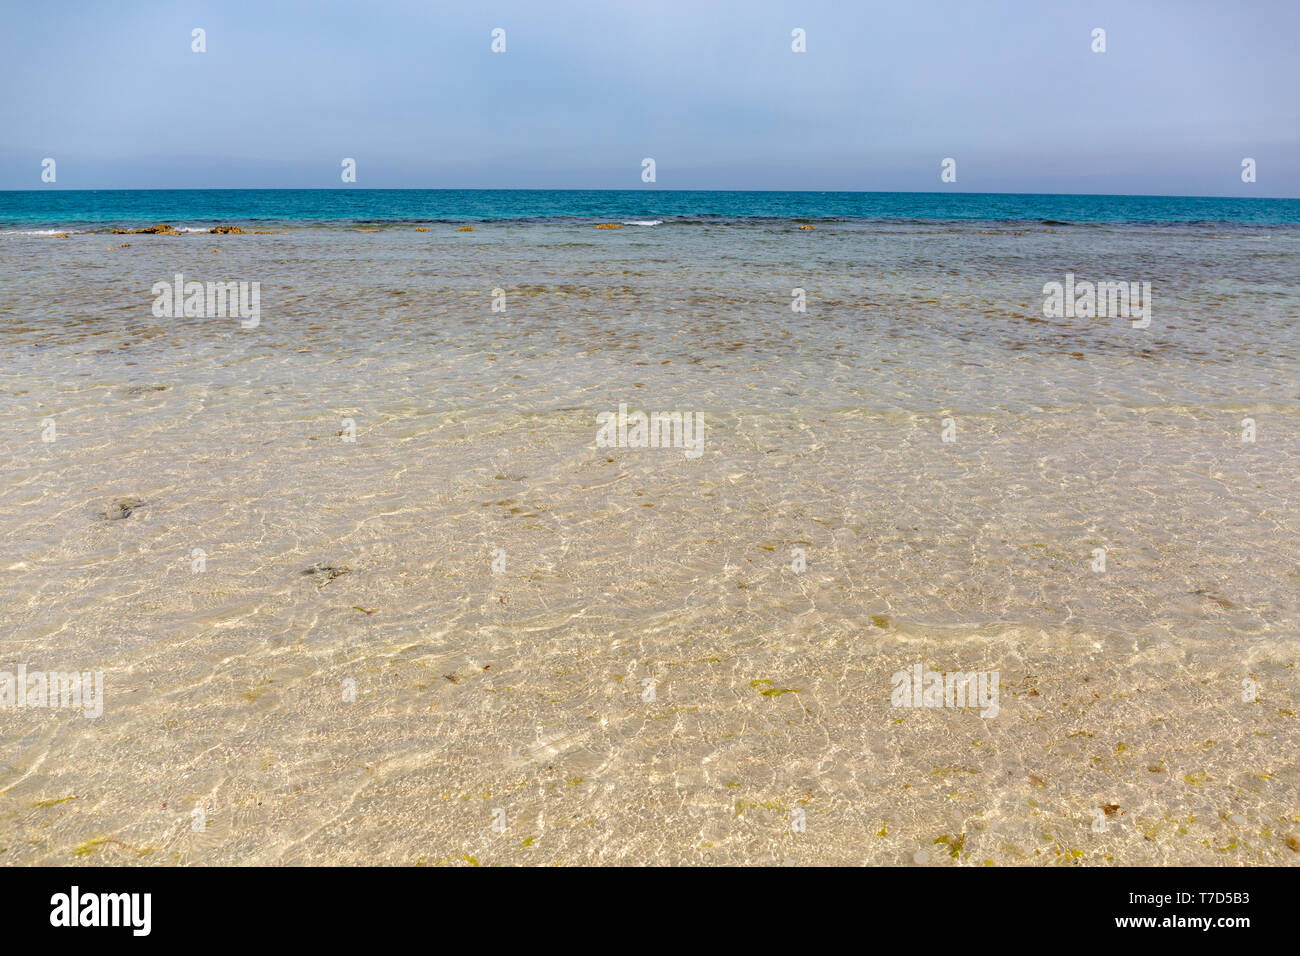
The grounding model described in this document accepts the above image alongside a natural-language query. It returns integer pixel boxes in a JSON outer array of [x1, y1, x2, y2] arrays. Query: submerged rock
[[100, 498, 145, 520], [111, 224, 181, 236], [302, 564, 350, 585]]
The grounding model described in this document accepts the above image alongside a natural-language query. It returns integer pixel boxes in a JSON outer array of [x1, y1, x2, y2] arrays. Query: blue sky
[[1, 0, 1296, 195]]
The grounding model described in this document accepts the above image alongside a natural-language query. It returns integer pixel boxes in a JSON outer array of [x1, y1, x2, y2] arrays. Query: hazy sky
[[1, 0, 1296, 195]]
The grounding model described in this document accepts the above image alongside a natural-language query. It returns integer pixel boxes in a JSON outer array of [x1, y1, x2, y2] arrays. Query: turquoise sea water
[[2, 188, 1299, 229]]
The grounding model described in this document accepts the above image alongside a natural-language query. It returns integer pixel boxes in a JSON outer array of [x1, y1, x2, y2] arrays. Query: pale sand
[[1, 225, 1297, 864]]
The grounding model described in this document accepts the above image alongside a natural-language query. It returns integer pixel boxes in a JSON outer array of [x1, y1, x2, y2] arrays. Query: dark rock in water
[[1191, 588, 1240, 609], [302, 564, 350, 585], [125, 384, 168, 396], [111, 225, 182, 236], [101, 498, 145, 520], [111, 224, 181, 236], [209, 225, 244, 234]]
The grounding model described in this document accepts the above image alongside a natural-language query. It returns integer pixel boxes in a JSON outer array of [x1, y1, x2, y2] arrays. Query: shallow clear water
[[1, 216, 1298, 865]]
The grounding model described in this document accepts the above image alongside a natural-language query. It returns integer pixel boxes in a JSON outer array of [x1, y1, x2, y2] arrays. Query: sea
[[1, 188, 1298, 865], [2, 187, 1300, 229]]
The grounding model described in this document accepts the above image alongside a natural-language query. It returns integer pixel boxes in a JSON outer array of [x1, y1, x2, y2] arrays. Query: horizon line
[[2, 186, 1296, 202]]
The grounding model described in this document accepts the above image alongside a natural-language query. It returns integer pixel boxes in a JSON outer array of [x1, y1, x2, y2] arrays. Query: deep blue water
[[2, 189, 1299, 229]]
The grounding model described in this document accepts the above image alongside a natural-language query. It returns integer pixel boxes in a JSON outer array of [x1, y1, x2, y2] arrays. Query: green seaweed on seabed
[[31, 796, 77, 808], [749, 679, 799, 697], [934, 833, 965, 859], [73, 838, 108, 857]]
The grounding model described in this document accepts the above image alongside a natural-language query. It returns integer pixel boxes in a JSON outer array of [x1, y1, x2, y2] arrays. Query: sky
[[1, 0, 1296, 195]]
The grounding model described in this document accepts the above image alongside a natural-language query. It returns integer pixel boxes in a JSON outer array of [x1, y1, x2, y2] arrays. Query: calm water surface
[[1, 209, 1297, 864]]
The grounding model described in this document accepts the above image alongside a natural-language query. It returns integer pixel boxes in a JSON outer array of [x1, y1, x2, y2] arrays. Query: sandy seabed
[[1, 222, 1298, 864]]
